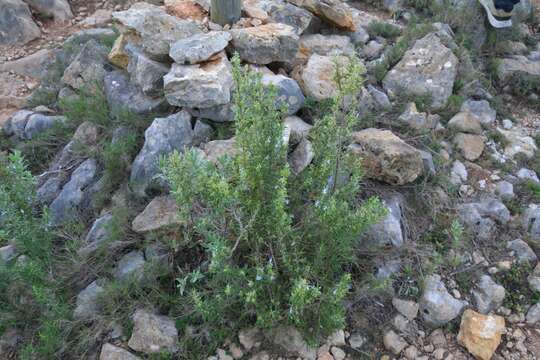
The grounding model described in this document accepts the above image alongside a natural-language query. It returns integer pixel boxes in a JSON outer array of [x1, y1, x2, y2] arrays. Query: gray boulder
[[495, 181, 514, 200], [457, 199, 510, 235], [37, 176, 64, 205], [0, 0, 40, 46], [527, 263, 540, 293], [507, 239, 538, 264], [284, 116, 312, 145], [526, 303, 540, 325], [78, 214, 114, 257], [523, 204, 540, 240], [288, 138, 314, 175], [517, 168, 539, 183], [24, 114, 65, 139], [298, 54, 350, 101], [100, 343, 141, 360], [128, 309, 178, 354], [230, 23, 299, 64], [104, 71, 170, 118], [73, 280, 104, 319], [169, 31, 231, 64], [130, 111, 194, 197], [49, 159, 98, 226], [349, 128, 424, 185], [24, 0, 73, 22], [361, 40, 385, 60], [297, 34, 355, 61], [363, 195, 404, 248], [268, 326, 316, 360], [460, 99, 496, 126], [114, 250, 146, 280], [419, 274, 465, 327], [397, 102, 439, 131], [193, 120, 213, 146], [497, 55, 540, 85], [112, 2, 202, 60], [132, 196, 182, 233], [266, 1, 313, 35], [472, 275, 505, 314], [0, 245, 17, 263], [261, 73, 305, 116], [164, 52, 233, 109], [126, 45, 170, 97], [383, 33, 458, 110], [3, 110, 34, 139], [367, 85, 391, 110], [62, 40, 109, 90], [187, 103, 234, 123]]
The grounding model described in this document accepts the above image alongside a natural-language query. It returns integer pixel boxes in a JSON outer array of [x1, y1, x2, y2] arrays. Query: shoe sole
[[477, 0, 513, 28]]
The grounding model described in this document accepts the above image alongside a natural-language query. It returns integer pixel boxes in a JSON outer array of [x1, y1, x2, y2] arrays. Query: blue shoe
[[477, 0, 519, 28]]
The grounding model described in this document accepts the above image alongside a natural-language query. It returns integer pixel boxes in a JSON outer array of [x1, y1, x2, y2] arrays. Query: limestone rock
[[496, 127, 537, 160], [170, 31, 231, 64], [361, 40, 385, 60], [419, 274, 465, 327], [397, 102, 438, 131], [0, 245, 17, 263], [527, 263, 540, 293], [100, 343, 141, 360], [363, 195, 404, 247], [448, 112, 482, 134], [460, 99, 496, 126], [49, 159, 98, 226], [132, 196, 182, 233], [524, 204, 540, 240], [457, 199, 510, 243], [126, 44, 170, 96], [454, 133, 484, 161], [472, 275, 506, 314], [128, 309, 178, 354], [265, 1, 313, 35], [130, 111, 194, 197], [291, 0, 355, 31], [497, 55, 540, 84], [297, 34, 354, 62], [393, 298, 419, 320], [517, 168, 539, 183], [104, 71, 170, 118], [526, 303, 540, 324], [383, 33, 458, 110], [268, 326, 316, 360], [457, 309, 505, 360], [284, 116, 312, 144], [164, 52, 233, 108], [114, 250, 146, 280], [62, 40, 109, 90], [0, 0, 40, 46], [112, 2, 203, 60], [108, 34, 130, 69], [289, 138, 314, 175], [350, 128, 424, 185], [0, 48, 55, 79], [261, 73, 305, 116], [24, 0, 73, 22], [383, 330, 407, 355], [73, 280, 104, 319], [202, 138, 238, 164], [230, 23, 299, 65], [299, 54, 350, 101], [507, 239, 537, 264], [78, 214, 114, 256]]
